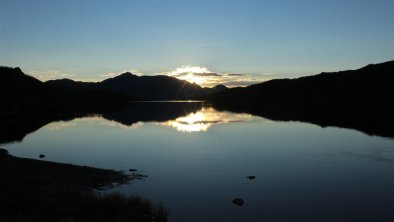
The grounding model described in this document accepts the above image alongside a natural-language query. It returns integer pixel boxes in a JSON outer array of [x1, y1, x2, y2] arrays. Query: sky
[[1, 0, 394, 87]]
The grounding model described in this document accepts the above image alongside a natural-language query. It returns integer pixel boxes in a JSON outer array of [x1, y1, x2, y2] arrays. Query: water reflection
[[3, 103, 394, 222], [43, 121, 79, 131], [341, 149, 394, 164], [40, 107, 254, 133], [102, 102, 203, 127], [163, 107, 252, 132], [2, 101, 394, 145], [0, 102, 204, 144]]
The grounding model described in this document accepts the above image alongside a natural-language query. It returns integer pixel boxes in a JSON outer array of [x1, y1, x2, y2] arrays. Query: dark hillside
[[207, 61, 394, 137]]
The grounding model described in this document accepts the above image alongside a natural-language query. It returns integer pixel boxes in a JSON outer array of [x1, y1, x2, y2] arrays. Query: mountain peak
[[116, 72, 138, 78], [13, 67, 23, 73], [213, 84, 228, 90], [0, 66, 42, 85], [0, 66, 24, 76], [100, 72, 138, 84]]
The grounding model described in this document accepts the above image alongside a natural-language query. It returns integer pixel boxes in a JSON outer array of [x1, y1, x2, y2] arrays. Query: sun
[[167, 66, 211, 85]]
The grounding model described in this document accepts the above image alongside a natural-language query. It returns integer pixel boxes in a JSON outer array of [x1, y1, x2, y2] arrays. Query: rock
[[0, 148, 9, 155], [0, 149, 9, 159], [129, 169, 138, 172], [246, 176, 256, 180], [232, 198, 244, 206], [39, 154, 45, 158]]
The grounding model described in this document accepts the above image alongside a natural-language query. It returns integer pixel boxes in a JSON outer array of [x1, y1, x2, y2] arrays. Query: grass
[[0, 148, 169, 222], [71, 192, 169, 222], [1, 192, 168, 222]]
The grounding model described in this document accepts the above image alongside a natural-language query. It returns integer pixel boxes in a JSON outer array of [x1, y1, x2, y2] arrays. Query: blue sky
[[1, 0, 393, 86]]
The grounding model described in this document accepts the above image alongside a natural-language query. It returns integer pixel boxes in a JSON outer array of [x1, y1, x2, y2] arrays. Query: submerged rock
[[232, 198, 244, 206], [129, 169, 138, 172], [246, 176, 256, 180], [39, 154, 45, 158]]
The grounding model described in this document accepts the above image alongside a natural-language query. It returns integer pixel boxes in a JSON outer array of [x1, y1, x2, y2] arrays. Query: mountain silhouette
[[2, 61, 394, 141], [202, 84, 228, 95], [47, 72, 228, 100], [0, 67, 227, 143], [44, 78, 97, 89], [0, 66, 129, 143], [99, 73, 203, 100], [0, 66, 129, 115], [207, 61, 394, 137]]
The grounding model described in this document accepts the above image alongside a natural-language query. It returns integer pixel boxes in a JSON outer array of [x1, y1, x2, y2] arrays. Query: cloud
[[171, 73, 188, 77], [161, 66, 271, 87], [30, 67, 271, 88], [262, 72, 276, 76], [191, 72, 222, 77], [164, 66, 211, 75], [29, 70, 75, 81], [199, 72, 268, 87], [171, 72, 221, 77], [100, 72, 119, 78], [224, 73, 246, 76]]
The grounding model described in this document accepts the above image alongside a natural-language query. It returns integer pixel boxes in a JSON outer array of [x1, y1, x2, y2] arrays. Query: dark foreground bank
[[0, 148, 168, 222]]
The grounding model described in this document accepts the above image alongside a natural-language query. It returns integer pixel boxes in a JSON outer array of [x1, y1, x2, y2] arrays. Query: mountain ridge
[[0, 66, 129, 117], [206, 60, 394, 137], [2, 61, 394, 139], [46, 72, 228, 100]]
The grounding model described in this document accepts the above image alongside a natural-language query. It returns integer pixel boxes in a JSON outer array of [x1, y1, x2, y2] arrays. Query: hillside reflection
[[1, 101, 394, 145], [162, 107, 252, 132], [42, 106, 253, 133], [1, 102, 251, 144]]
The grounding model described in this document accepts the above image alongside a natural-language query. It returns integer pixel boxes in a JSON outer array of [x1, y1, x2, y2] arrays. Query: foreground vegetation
[[0, 148, 168, 222]]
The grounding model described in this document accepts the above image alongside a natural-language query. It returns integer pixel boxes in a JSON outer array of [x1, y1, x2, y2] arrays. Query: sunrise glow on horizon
[[161, 65, 267, 87]]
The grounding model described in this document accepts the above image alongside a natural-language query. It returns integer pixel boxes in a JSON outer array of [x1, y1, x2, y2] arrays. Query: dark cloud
[[225, 73, 246, 76], [172, 73, 188, 77], [193, 72, 221, 77]]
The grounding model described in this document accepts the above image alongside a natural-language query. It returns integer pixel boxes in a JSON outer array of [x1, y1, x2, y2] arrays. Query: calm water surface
[[4, 104, 394, 221]]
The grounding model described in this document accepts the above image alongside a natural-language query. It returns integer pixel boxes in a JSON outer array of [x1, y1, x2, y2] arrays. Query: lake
[[3, 102, 394, 222]]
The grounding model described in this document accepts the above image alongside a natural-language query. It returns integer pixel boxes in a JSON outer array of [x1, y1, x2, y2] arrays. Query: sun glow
[[167, 66, 213, 85], [164, 66, 266, 88], [169, 66, 211, 75]]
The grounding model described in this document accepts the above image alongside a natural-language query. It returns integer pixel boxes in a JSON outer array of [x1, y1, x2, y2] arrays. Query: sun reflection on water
[[162, 107, 252, 132], [42, 107, 254, 133]]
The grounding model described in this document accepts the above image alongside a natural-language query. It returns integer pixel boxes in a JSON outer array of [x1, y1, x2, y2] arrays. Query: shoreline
[[0, 148, 168, 221]]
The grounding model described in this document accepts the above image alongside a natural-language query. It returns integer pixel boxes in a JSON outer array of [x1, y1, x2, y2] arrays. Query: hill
[[99, 73, 203, 100], [207, 61, 394, 137], [0, 66, 129, 115], [47, 72, 228, 100], [0, 66, 129, 143]]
